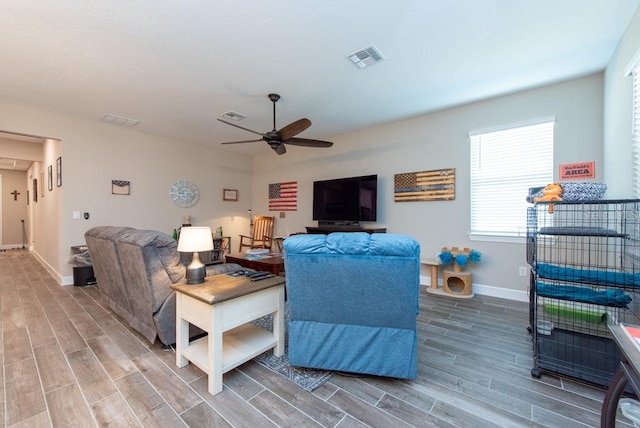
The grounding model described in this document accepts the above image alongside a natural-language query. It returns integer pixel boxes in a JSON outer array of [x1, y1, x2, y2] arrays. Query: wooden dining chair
[[239, 216, 275, 252]]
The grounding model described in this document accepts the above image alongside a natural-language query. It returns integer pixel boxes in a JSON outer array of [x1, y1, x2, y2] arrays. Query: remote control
[[251, 273, 275, 282], [246, 271, 267, 278]]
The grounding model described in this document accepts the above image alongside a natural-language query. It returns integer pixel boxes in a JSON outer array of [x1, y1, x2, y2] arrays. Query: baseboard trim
[[31, 250, 72, 286], [421, 275, 527, 302], [1, 244, 28, 250]]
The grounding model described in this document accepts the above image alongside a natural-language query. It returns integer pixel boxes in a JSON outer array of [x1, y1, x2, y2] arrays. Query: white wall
[[604, 5, 640, 197], [25, 138, 62, 277], [3, 26, 635, 296], [0, 102, 254, 283], [251, 74, 605, 300]]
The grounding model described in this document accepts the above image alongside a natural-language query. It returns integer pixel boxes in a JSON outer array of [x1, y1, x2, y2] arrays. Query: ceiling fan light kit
[[218, 93, 334, 155]]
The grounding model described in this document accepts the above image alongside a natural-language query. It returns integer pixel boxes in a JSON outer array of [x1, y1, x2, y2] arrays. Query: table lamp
[[177, 226, 213, 284]]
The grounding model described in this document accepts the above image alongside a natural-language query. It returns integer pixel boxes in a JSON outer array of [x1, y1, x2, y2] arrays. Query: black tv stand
[[317, 220, 361, 228], [305, 223, 387, 234]]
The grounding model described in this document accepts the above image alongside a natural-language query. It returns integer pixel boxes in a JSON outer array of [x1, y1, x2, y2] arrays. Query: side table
[[171, 274, 285, 395], [601, 323, 640, 427]]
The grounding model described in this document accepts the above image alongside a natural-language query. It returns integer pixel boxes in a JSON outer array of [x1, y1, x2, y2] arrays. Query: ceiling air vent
[[346, 44, 385, 69], [221, 111, 247, 121], [101, 113, 140, 127], [0, 158, 17, 169]]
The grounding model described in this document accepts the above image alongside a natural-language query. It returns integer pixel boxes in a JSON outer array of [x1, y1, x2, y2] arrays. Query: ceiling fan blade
[[221, 138, 263, 145], [217, 118, 266, 137], [284, 137, 333, 148], [277, 118, 311, 140], [273, 143, 287, 155]]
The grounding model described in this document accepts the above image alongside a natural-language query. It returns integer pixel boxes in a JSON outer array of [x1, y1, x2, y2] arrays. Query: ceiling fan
[[217, 93, 333, 155]]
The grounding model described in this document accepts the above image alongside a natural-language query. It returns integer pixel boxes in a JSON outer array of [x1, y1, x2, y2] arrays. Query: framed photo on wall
[[112, 180, 131, 195], [56, 157, 62, 187], [223, 189, 238, 201], [48, 165, 53, 191]]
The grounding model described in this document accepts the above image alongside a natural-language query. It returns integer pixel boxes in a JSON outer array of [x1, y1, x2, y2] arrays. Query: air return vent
[[346, 44, 385, 69], [0, 158, 17, 169], [221, 111, 247, 121], [101, 113, 140, 127]]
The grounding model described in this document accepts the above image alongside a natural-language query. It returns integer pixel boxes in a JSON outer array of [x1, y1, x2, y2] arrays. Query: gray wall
[[250, 74, 605, 301], [604, 5, 640, 197], [0, 102, 254, 283]]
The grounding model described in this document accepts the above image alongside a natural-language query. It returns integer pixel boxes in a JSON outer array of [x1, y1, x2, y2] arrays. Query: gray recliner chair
[[85, 226, 241, 345]]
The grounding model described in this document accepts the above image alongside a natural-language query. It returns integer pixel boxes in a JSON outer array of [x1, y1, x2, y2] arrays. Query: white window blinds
[[632, 66, 640, 198], [470, 119, 554, 237]]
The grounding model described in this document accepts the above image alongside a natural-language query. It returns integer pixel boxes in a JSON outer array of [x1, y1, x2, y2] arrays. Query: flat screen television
[[312, 174, 377, 224]]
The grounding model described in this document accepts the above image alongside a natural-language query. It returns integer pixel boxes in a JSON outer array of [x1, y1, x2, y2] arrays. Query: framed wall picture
[[47, 165, 53, 191], [223, 189, 238, 201], [33, 178, 37, 202], [112, 180, 131, 195], [56, 157, 62, 187]]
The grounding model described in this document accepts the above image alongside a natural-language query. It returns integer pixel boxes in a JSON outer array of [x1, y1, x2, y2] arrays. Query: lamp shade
[[177, 226, 214, 252]]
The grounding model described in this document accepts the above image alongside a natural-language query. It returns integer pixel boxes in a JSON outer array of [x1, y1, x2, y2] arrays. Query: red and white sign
[[560, 162, 595, 180]]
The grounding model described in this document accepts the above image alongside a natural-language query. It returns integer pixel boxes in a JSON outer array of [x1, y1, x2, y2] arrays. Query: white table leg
[[175, 293, 189, 367], [272, 284, 285, 357], [208, 305, 224, 395]]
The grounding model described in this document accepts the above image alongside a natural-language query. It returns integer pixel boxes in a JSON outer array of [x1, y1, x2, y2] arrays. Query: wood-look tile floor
[[0, 250, 631, 427]]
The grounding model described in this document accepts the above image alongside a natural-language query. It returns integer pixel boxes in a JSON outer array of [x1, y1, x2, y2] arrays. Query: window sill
[[468, 233, 526, 244]]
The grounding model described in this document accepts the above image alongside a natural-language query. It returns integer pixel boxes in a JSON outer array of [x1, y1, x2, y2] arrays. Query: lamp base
[[185, 252, 206, 284]]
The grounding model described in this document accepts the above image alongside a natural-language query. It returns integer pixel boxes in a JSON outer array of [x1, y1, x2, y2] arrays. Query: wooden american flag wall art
[[394, 168, 455, 202]]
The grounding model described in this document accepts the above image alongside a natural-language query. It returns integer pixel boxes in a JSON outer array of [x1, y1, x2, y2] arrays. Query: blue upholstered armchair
[[283, 232, 421, 379]]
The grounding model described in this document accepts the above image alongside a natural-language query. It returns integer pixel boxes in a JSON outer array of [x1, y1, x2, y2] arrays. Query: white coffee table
[[171, 274, 285, 395]]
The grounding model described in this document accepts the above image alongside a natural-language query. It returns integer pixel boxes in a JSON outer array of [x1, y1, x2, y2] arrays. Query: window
[[632, 65, 640, 198], [470, 118, 554, 239]]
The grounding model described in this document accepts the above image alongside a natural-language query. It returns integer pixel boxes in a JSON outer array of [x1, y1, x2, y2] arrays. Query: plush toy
[[534, 183, 563, 213]]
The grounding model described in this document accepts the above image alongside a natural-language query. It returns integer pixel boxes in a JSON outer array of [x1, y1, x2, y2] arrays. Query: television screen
[[312, 175, 377, 223]]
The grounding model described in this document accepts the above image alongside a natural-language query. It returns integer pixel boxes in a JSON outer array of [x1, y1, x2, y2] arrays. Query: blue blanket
[[536, 282, 631, 308], [536, 263, 640, 287]]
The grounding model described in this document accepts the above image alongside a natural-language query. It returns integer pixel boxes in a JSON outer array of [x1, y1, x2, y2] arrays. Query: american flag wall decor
[[394, 168, 455, 202], [268, 181, 298, 211]]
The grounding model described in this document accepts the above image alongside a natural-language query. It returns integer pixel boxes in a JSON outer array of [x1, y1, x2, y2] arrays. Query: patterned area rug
[[252, 307, 333, 392]]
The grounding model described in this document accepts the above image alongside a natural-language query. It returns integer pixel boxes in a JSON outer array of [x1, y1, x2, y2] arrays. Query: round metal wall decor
[[170, 180, 200, 208]]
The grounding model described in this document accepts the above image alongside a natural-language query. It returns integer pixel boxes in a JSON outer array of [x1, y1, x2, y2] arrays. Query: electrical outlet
[[519, 266, 528, 277]]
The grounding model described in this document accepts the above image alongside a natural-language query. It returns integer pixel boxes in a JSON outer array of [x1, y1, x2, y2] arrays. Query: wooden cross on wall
[[10, 190, 20, 201]]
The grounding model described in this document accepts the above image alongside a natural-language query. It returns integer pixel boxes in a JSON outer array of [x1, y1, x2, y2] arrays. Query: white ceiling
[[0, 0, 638, 157]]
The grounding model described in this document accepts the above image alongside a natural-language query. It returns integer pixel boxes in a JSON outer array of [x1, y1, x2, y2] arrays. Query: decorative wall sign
[[112, 180, 131, 195], [56, 157, 62, 187], [394, 168, 456, 202], [223, 189, 238, 201], [560, 161, 595, 180]]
